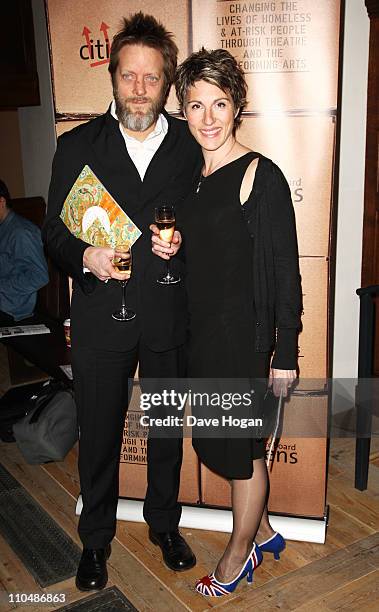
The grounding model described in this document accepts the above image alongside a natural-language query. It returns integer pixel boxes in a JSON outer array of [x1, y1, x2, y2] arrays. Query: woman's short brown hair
[[175, 48, 247, 129], [108, 12, 178, 95]]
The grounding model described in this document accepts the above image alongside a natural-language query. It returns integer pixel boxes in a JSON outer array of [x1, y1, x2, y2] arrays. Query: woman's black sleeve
[[267, 163, 302, 370]]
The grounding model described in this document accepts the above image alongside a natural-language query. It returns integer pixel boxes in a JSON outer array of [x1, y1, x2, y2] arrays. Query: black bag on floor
[[12, 380, 78, 464], [0, 381, 49, 442]]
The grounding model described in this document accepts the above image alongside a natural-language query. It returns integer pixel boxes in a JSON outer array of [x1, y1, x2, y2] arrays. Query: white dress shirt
[[110, 100, 168, 180]]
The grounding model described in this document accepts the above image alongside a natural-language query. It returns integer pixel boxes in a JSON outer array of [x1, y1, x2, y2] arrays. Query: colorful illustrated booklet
[[60, 165, 141, 248]]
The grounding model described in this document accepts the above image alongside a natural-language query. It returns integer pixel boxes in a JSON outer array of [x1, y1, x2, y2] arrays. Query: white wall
[[18, 0, 56, 203], [332, 0, 370, 379]]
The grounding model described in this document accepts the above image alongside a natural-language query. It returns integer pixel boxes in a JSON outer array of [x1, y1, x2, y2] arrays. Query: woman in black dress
[[152, 48, 302, 597]]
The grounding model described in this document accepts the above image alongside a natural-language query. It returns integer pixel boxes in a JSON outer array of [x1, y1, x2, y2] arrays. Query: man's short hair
[[108, 12, 178, 94], [175, 48, 247, 130], [0, 179, 11, 207]]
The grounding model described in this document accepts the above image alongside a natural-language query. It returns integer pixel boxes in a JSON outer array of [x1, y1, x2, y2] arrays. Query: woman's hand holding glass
[[150, 225, 182, 260], [152, 205, 181, 284]]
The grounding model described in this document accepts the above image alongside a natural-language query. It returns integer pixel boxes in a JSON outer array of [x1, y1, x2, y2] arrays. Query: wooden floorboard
[[213, 533, 379, 611], [41, 444, 80, 500], [295, 568, 379, 611], [1, 380, 379, 610]]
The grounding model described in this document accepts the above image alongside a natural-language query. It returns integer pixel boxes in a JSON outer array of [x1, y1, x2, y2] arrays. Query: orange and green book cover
[[60, 165, 141, 248]]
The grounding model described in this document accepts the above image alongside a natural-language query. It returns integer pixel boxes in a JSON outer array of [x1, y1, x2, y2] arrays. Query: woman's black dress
[[181, 152, 270, 479]]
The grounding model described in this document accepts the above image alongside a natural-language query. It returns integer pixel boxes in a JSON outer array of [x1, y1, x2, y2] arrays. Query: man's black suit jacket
[[43, 109, 201, 351]]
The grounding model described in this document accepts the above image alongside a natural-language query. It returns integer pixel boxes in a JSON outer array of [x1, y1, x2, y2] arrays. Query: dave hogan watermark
[[139, 389, 263, 429]]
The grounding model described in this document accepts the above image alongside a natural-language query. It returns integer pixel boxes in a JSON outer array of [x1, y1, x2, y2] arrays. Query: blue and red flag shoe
[[195, 542, 263, 597]]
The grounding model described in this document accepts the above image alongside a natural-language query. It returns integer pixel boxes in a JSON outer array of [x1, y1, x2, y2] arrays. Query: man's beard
[[114, 87, 165, 132]]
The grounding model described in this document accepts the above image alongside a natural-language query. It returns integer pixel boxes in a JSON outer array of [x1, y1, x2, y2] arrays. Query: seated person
[[0, 179, 48, 323]]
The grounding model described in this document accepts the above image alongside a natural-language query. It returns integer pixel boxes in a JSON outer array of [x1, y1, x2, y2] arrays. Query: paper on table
[[0, 325, 51, 338], [60, 165, 141, 248], [60, 364, 73, 380]]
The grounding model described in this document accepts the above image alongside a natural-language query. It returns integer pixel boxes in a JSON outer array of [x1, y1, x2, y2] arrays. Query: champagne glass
[[112, 244, 136, 321], [155, 205, 180, 285]]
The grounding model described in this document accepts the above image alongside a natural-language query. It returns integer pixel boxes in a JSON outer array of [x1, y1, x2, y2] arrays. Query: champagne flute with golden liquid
[[112, 244, 136, 321], [155, 205, 180, 285]]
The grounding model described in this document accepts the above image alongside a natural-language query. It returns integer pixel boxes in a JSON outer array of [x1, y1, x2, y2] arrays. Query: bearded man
[[43, 13, 200, 591]]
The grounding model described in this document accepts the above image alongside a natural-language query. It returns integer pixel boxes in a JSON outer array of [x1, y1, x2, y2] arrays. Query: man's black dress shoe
[[75, 544, 111, 591], [149, 528, 196, 571]]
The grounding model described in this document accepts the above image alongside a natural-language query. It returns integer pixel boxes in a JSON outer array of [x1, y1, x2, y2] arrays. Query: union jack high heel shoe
[[258, 532, 286, 560], [195, 542, 262, 597]]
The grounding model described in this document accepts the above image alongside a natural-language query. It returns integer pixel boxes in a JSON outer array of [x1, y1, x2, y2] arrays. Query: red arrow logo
[[82, 25, 92, 60], [81, 22, 110, 68], [89, 21, 110, 67], [100, 21, 110, 41], [82, 25, 91, 46]]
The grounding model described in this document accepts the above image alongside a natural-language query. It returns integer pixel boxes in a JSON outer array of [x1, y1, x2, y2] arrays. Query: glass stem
[[166, 258, 171, 278], [121, 280, 127, 311]]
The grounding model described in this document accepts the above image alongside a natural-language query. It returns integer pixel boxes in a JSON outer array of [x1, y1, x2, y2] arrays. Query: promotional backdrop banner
[[47, 0, 342, 525], [46, 0, 190, 114], [191, 0, 340, 112]]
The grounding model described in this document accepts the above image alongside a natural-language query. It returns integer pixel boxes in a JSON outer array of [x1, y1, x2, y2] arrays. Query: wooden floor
[[2, 442, 379, 612], [0, 348, 378, 611]]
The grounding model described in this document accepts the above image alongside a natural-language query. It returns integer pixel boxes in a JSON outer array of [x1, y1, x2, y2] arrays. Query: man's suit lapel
[[89, 110, 142, 215]]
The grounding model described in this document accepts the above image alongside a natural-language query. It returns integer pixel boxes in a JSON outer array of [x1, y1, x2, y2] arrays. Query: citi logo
[[80, 22, 110, 68]]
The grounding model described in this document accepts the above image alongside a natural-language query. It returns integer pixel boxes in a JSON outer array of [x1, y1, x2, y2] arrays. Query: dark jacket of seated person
[[0, 180, 48, 322]]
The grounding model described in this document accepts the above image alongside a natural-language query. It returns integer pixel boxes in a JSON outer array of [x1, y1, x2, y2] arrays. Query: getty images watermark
[[127, 377, 378, 438], [139, 389, 263, 430]]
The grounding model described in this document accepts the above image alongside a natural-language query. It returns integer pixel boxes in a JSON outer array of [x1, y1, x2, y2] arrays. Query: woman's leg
[[255, 467, 277, 543], [214, 457, 268, 582], [255, 505, 277, 544]]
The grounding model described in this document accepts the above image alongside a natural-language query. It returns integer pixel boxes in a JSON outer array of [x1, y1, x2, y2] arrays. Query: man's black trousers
[[71, 341, 186, 548]]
